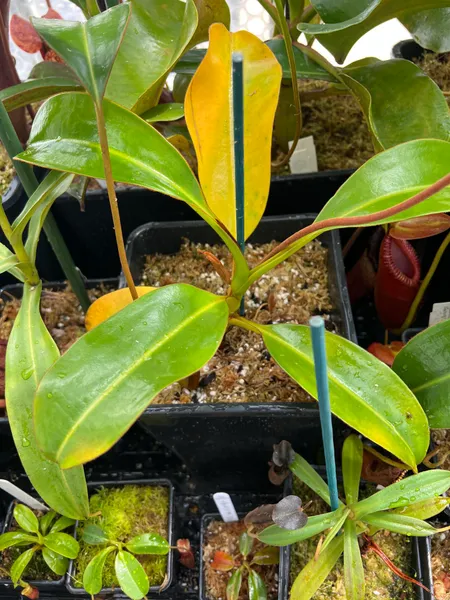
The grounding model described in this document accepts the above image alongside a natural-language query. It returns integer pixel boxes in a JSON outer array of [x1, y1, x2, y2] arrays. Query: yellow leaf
[[85, 287, 155, 331], [185, 23, 281, 239]]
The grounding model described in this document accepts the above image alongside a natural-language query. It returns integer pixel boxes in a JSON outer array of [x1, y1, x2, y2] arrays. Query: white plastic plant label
[[289, 136, 318, 174], [0, 479, 48, 511], [213, 492, 239, 522], [429, 302, 450, 326]]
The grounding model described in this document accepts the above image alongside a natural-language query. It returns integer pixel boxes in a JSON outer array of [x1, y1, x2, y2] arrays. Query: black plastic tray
[[122, 215, 356, 491], [66, 479, 175, 598]]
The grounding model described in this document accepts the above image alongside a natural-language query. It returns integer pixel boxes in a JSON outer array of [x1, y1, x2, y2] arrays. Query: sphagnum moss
[[72, 485, 170, 590]]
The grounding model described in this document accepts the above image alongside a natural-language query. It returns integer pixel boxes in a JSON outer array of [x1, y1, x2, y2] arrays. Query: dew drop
[[21, 437, 30, 447], [21, 367, 33, 380], [47, 392, 53, 399]]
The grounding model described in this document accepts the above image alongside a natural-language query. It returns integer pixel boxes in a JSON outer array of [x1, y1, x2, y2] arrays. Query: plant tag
[[213, 493, 239, 522], [289, 136, 318, 174], [0, 480, 48, 511], [429, 302, 450, 326]]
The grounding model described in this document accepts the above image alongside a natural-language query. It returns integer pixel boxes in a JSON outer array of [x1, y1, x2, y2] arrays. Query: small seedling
[[211, 531, 279, 600], [0, 505, 78, 589]]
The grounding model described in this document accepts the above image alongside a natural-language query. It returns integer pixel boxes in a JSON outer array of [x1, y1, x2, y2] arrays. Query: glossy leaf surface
[[258, 509, 344, 546], [248, 568, 267, 600], [259, 323, 428, 469], [11, 548, 36, 586], [43, 532, 80, 559], [42, 547, 69, 576], [290, 453, 335, 506], [14, 505, 39, 534], [40, 511, 56, 536], [82, 524, 109, 545], [50, 516, 76, 534], [5, 283, 89, 519], [343, 519, 364, 600], [239, 532, 253, 558], [401, 9, 450, 52], [190, 0, 230, 48], [226, 568, 243, 600], [393, 497, 450, 520], [106, 0, 198, 113], [0, 244, 23, 282], [211, 551, 235, 571], [0, 77, 81, 113], [393, 320, 450, 428], [364, 511, 440, 536], [126, 533, 169, 555], [342, 435, 363, 505], [83, 546, 116, 594], [0, 532, 38, 550], [34, 284, 229, 468], [389, 213, 450, 240], [32, 4, 130, 102], [320, 508, 350, 554], [266, 39, 339, 82], [115, 550, 149, 600], [251, 546, 279, 565], [85, 287, 155, 331], [185, 23, 281, 239], [141, 103, 184, 123]]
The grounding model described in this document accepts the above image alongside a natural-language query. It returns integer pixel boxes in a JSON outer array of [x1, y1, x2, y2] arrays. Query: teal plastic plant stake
[[310, 316, 339, 511], [232, 52, 245, 316]]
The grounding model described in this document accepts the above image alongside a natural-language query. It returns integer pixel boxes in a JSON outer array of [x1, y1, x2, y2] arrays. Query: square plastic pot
[[121, 215, 356, 491], [66, 479, 175, 597]]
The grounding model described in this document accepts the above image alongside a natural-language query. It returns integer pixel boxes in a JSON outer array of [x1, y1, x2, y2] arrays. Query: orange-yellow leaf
[[85, 287, 155, 331], [211, 551, 235, 571], [185, 23, 281, 239]]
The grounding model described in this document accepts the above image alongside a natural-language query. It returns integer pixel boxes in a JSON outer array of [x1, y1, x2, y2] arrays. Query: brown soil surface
[[415, 52, 450, 94], [431, 525, 450, 600], [141, 239, 334, 404], [203, 520, 278, 600]]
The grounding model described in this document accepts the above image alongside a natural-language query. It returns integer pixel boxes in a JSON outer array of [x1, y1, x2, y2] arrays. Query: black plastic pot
[[392, 39, 427, 61], [123, 215, 356, 491], [200, 513, 286, 600], [0, 501, 66, 594], [66, 479, 175, 598]]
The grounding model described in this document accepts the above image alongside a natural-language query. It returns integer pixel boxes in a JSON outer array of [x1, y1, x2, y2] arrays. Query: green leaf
[[34, 284, 229, 468], [343, 519, 364, 600], [115, 550, 149, 600], [393, 497, 450, 520], [298, 0, 450, 63], [291, 535, 344, 600], [28, 61, 79, 81], [43, 532, 80, 559], [289, 453, 336, 507], [258, 508, 345, 546], [239, 532, 253, 558], [342, 435, 363, 505], [340, 58, 450, 149], [40, 511, 57, 536], [0, 532, 39, 551], [0, 77, 81, 113], [106, 0, 198, 113], [82, 524, 109, 545], [31, 4, 131, 103], [248, 568, 267, 600], [393, 320, 450, 428], [83, 546, 116, 595], [42, 547, 69, 576], [141, 103, 184, 123], [5, 283, 89, 519], [266, 39, 339, 82], [364, 511, 441, 536], [251, 546, 280, 566], [13, 505, 40, 534], [226, 567, 243, 600], [50, 516, 76, 534], [320, 508, 350, 554], [258, 323, 428, 470], [126, 533, 170, 555], [353, 470, 450, 518], [0, 243, 24, 282], [11, 548, 36, 586], [401, 9, 450, 53]]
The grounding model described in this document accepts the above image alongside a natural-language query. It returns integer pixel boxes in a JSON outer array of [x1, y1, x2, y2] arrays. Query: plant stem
[[255, 0, 280, 26], [94, 102, 138, 300], [399, 229, 450, 331]]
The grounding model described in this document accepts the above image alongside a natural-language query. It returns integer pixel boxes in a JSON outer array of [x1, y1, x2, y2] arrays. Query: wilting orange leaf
[[390, 213, 450, 240], [43, 8, 63, 19], [211, 551, 235, 571], [85, 287, 155, 331], [367, 341, 404, 367], [185, 23, 281, 239], [10, 14, 42, 54]]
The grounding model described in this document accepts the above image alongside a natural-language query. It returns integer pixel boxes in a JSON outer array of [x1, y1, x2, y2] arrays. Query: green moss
[[73, 485, 170, 590], [0, 144, 14, 197], [290, 480, 415, 599]]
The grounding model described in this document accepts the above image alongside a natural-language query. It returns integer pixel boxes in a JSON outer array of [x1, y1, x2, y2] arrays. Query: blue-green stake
[[309, 316, 339, 511], [232, 52, 245, 316]]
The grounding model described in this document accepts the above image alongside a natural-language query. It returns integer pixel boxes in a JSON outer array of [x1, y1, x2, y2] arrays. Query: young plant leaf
[[258, 509, 345, 546], [343, 519, 364, 600], [393, 320, 450, 428], [5, 283, 89, 520], [82, 524, 109, 545], [141, 104, 185, 123], [185, 23, 282, 240], [34, 284, 229, 468], [320, 508, 350, 554], [13, 505, 40, 534], [353, 470, 450, 518], [0, 244, 24, 282], [211, 551, 235, 571], [226, 567, 243, 600], [83, 546, 116, 595], [393, 497, 450, 520], [115, 550, 150, 600], [364, 511, 442, 536], [251, 546, 280, 566], [50, 516, 76, 534], [272, 496, 308, 531], [239, 532, 253, 558], [389, 214, 450, 240], [0, 77, 81, 113], [342, 435, 363, 505], [31, 4, 131, 103], [126, 533, 170, 555], [290, 536, 344, 600], [289, 453, 340, 507], [248, 568, 267, 600], [0, 532, 39, 551], [11, 548, 37, 586], [85, 287, 156, 331], [40, 511, 57, 536], [42, 547, 69, 576], [43, 533, 80, 559], [258, 323, 428, 470]]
